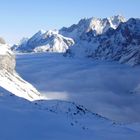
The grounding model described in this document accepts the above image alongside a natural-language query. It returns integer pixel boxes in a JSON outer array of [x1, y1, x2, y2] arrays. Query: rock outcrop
[[0, 43, 15, 72]]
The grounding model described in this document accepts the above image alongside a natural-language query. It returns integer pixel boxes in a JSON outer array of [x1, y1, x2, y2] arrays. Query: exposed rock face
[[92, 18, 140, 66], [60, 15, 126, 58], [60, 15, 126, 41], [0, 54, 15, 72], [0, 44, 15, 72], [62, 16, 140, 66], [0, 37, 6, 44]]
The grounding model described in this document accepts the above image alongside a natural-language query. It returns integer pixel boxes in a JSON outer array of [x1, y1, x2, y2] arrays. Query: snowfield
[[16, 53, 140, 123], [1, 87, 140, 140], [0, 70, 42, 101]]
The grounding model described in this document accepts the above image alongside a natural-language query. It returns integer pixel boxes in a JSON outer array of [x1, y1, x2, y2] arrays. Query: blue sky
[[0, 0, 139, 44]]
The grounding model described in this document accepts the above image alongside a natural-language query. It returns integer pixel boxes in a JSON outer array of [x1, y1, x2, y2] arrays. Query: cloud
[[16, 53, 140, 123], [41, 91, 69, 100]]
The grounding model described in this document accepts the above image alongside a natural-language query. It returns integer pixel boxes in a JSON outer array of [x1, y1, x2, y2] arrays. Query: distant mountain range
[[12, 30, 74, 53], [12, 15, 140, 65]]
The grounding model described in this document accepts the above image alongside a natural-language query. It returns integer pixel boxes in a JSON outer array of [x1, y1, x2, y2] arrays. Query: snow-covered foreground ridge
[[0, 42, 42, 101], [1, 87, 140, 140]]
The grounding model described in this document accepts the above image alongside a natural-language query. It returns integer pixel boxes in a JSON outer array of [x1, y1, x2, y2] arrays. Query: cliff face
[[92, 18, 140, 66], [0, 40, 15, 73], [0, 51, 15, 73]]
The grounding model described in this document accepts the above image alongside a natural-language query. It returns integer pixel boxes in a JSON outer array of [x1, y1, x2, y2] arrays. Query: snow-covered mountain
[[11, 15, 140, 66], [12, 30, 74, 53], [61, 15, 127, 58], [62, 16, 140, 66], [0, 41, 42, 101], [12, 15, 124, 53], [60, 15, 126, 41], [91, 18, 140, 66]]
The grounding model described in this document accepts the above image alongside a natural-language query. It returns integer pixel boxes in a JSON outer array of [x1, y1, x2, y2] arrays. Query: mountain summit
[[12, 30, 74, 53], [12, 15, 125, 53], [12, 15, 140, 65], [92, 18, 140, 65], [60, 15, 126, 40]]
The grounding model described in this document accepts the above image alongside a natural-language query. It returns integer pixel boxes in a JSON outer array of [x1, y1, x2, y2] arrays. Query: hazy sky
[[0, 0, 139, 44]]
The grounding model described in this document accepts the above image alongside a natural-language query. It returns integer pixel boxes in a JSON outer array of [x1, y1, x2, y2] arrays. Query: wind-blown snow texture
[[61, 16, 140, 66], [60, 15, 125, 40]]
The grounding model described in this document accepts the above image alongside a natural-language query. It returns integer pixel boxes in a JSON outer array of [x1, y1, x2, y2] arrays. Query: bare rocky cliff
[[0, 50, 15, 72]]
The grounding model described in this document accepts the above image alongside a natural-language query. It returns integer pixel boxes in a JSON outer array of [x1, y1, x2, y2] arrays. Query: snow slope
[[0, 43, 42, 101], [92, 18, 140, 66], [0, 87, 140, 140], [61, 17, 140, 66], [16, 53, 140, 123], [60, 15, 125, 40], [0, 70, 42, 101], [12, 30, 74, 53], [12, 15, 125, 54]]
